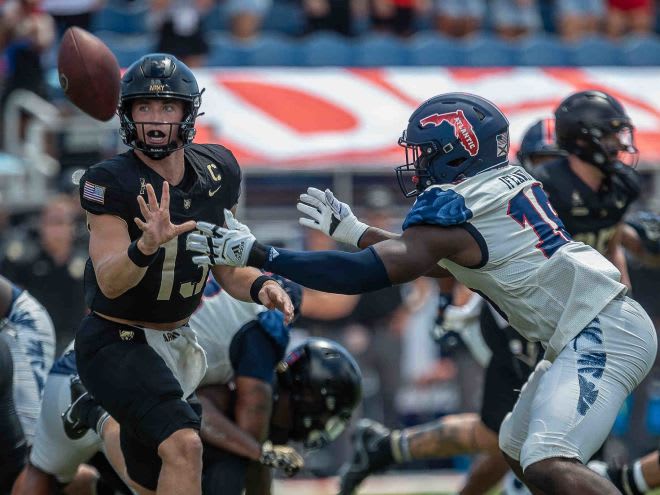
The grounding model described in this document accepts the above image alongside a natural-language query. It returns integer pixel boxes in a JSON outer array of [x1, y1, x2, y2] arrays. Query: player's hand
[[186, 210, 255, 267], [259, 280, 294, 324], [259, 442, 304, 477], [297, 187, 369, 247], [134, 182, 196, 254]]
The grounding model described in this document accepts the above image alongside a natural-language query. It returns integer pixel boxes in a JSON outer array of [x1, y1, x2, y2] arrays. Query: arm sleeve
[[78, 167, 130, 219], [257, 246, 392, 295]]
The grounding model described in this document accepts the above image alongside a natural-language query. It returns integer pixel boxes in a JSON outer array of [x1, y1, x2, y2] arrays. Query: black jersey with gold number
[[533, 157, 640, 254], [79, 144, 241, 323]]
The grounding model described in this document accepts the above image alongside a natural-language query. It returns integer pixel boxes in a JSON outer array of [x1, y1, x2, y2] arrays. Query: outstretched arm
[[187, 211, 480, 294]]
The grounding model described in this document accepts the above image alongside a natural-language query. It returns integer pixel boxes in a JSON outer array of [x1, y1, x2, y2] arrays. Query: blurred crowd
[[0, 0, 658, 81]]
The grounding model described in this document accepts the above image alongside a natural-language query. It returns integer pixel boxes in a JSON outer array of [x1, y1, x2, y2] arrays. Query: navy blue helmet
[[555, 90, 637, 173], [396, 92, 510, 197], [516, 118, 565, 168], [118, 53, 204, 160]]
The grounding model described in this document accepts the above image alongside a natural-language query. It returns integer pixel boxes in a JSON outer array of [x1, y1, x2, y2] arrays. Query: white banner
[[191, 67, 660, 169]]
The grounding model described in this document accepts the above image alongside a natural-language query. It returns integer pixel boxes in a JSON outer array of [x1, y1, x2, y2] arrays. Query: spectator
[[0, 195, 87, 355], [433, 0, 485, 38], [148, 0, 214, 68], [369, 0, 421, 37], [226, 0, 273, 40], [555, 0, 604, 41], [605, 0, 654, 38], [0, 0, 55, 107], [41, 0, 105, 36], [490, 0, 542, 39], [303, 0, 354, 36]]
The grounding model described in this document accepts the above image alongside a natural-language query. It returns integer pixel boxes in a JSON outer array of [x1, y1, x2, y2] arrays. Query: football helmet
[[118, 53, 203, 160], [555, 90, 637, 173], [516, 118, 565, 169], [277, 338, 362, 449], [396, 92, 510, 197]]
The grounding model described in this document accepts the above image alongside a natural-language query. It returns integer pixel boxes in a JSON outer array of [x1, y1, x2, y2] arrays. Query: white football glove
[[186, 209, 255, 267], [258, 441, 304, 477], [297, 187, 369, 247]]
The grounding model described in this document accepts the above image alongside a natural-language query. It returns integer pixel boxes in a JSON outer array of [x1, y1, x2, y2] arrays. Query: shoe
[[337, 419, 392, 495], [61, 375, 92, 440]]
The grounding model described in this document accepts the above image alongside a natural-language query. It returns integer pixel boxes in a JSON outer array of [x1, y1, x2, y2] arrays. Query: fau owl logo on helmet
[[419, 110, 480, 157]]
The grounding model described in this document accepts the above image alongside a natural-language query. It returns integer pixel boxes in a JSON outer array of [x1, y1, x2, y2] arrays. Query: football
[[57, 27, 120, 121]]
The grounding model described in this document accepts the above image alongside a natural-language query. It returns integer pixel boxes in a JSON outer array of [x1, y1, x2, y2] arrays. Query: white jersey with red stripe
[[403, 164, 626, 360]]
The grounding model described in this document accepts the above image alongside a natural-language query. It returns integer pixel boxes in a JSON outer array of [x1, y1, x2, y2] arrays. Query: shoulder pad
[[403, 188, 473, 230]]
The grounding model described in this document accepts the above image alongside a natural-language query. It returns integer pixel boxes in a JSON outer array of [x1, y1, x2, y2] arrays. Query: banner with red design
[[192, 67, 660, 169]]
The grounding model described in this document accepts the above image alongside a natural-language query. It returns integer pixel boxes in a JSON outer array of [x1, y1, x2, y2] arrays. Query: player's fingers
[[299, 193, 322, 209], [299, 217, 321, 231], [134, 217, 147, 231], [306, 187, 326, 203], [174, 220, 196, 236], [160, 181, 170, 211], [297, 202, 322, 221], [197, 221, 221, 237], [324, 189, 337, 204], [192, 255, 212, 266], [146, 183, 159, 209], [137, 195, 151, 219], [186, 233, 210, 253]]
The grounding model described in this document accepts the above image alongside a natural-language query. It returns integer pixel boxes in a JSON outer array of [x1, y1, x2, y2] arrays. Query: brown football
[[57, 27, 120, 121]]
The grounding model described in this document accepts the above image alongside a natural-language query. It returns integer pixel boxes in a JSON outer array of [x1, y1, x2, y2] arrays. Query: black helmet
[[118, 53, 203, 160], [555, 90, 637, 173], [277, 338, 362, 449]]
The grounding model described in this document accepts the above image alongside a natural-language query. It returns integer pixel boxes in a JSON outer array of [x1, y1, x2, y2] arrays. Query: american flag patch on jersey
[[83, 181, 105, 204]]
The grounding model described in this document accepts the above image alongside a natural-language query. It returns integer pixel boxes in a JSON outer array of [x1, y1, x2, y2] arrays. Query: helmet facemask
[[119, 94, 202, 160], [395, 133, 444, 198], [572, 120, 638, 173], [288, 394, 353, 450]]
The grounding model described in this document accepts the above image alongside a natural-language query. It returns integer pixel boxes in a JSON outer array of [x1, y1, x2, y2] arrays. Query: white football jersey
[[189, 284, 264, 386], [404, 164, 626, 361]]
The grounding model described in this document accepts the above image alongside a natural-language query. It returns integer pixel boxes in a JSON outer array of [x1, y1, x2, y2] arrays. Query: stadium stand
[[408, 34, 464, 67], [89, 4, 148, 35], [622, 35, 660, 66], [567, 36, 625, 66], [300, 33, 354, 67], [353, 34, 410, 67], [462, 36, 517, 66], [515, 35, 570, 66]]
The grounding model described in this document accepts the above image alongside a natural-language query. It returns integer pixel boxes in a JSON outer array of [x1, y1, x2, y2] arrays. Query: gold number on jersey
[[573, 226, 616, 255], [157, 238, 178, 300], [158, 238, 210, 300], [179, 264, 209, 298]]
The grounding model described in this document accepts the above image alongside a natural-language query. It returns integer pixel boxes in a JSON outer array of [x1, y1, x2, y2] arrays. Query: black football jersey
[[532, 157, 640, 254], [79, 144, 241, 323]]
